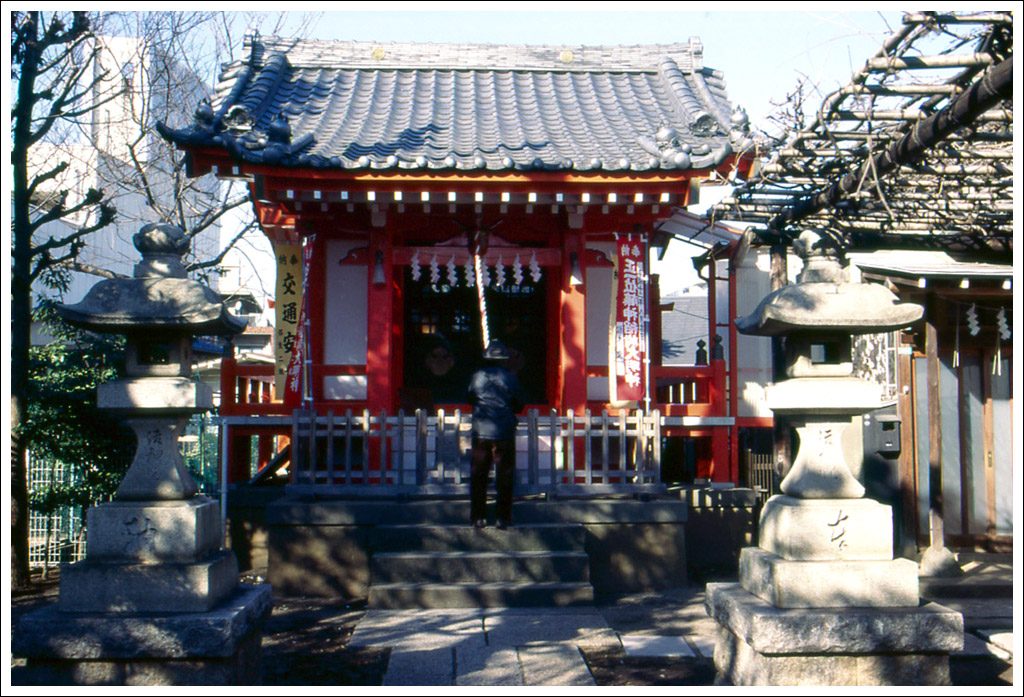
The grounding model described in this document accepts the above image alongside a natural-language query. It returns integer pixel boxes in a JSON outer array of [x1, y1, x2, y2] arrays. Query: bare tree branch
[[58, 260, 130, 280], [187, 221, 259, 272]]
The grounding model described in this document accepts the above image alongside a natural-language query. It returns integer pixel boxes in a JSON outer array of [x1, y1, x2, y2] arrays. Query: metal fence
[[26, 414, 221, 570], [290, 408, 664, 496], [745, 449, 777, 504], [27, 453, 86, 568]]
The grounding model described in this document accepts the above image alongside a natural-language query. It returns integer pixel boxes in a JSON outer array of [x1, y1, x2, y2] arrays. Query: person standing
[[467, 340, 523, 529]]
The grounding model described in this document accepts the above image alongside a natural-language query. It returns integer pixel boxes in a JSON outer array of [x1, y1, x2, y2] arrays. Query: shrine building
[[161, 35, 759, 497]]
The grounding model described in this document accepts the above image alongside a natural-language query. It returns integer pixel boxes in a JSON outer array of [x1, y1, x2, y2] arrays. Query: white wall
[[734, 248, 774, 419], [323, 240, 368, 365]]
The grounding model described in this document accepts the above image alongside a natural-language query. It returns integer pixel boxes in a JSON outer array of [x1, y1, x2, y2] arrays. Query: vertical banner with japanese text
[[609, 234, 648, 406], [283, 236, 315, 407], [273, 242, 303, 398]]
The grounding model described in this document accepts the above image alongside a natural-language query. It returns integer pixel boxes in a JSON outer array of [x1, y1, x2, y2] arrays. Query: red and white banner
[[609, 234, 648, 406], [283, 235, 316, 408]]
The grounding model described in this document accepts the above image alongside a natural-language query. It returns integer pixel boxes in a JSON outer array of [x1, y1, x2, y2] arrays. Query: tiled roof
[[160, 36, 752, 175], [848, 251, 1013, 279]]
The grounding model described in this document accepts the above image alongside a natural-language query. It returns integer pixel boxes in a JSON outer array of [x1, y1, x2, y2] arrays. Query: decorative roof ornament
[[638, 124, 694, 169], [222, 105, 254, 134], [267, 113, 291, 143], [194, 100, 215, 130], [728, 106, 753, 151], [689, 111, 720, 138]]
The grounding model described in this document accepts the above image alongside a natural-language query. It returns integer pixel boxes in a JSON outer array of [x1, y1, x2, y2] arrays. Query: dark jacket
[[467, 365, 524, 440]]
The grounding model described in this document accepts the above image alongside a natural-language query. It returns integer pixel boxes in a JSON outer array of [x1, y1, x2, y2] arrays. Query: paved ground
[[334, 587, 1015, 686], [11, 553, 1016, 686]]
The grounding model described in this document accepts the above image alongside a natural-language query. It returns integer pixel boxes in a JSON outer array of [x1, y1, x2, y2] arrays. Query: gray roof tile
[[160, 36, 752, 173]]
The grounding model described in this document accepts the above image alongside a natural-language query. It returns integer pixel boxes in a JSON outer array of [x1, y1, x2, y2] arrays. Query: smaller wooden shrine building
[[161, 36, 757, 493]]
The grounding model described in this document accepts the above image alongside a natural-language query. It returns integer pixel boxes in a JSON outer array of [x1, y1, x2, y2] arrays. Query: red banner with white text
[[609, 234, 648, 406]]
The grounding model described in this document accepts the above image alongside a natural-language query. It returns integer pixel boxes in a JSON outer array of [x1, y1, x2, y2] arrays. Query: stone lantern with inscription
[[15, 224, 271, 685], [705, 230, 963, 686]]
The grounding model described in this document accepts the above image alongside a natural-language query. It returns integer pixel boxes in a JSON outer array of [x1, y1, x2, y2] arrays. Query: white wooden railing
[[288, 408, 663, 496]]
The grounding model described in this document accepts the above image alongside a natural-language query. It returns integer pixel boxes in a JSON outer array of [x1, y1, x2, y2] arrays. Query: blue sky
[[273, 4, 906, 134]]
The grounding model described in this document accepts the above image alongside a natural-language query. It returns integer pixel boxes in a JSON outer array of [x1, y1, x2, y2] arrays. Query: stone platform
[[14, 584, 273, 686], [706, 583, 963, 685]]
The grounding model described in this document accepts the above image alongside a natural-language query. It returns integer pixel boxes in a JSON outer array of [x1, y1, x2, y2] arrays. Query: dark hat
[[483, 340, 512, 361]]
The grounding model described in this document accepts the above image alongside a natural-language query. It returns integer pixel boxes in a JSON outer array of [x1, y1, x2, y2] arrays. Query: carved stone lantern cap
[[57, 223, 246, 336], [736, 230, 923, 337]]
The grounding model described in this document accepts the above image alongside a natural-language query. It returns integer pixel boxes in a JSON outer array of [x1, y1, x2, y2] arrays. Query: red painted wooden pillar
[[710, 358, 730, 483], [559, 232, 587, 413], [366, 228, 394, 413], [727, 257, 740, 484]]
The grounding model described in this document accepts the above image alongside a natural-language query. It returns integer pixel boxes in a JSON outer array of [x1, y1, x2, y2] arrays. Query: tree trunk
[[769, 241, 791, 479], [11, 239, 33, 590], [10, 12, 41, 590]]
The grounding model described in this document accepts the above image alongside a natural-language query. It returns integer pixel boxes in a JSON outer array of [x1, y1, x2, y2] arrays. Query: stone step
[[369, 524, 586, 553], [368, 581, 595, 609], [920, 577, 1014, 599], [371, 550, 590, 584]]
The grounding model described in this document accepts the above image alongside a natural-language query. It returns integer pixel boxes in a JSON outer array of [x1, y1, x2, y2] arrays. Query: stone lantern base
[[706, 585, 963, 686], [14, 585, 271, 686], [705, 495, 963, 686], [13, 495, 273, 686]]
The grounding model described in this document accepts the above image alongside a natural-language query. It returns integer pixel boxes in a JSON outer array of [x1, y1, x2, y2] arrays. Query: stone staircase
[[367, 523, 594, 608]]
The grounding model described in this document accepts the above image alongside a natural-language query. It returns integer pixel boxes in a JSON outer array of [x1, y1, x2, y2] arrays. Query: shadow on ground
[[259, 596, 389, 686], [11, 571, 1013, 686]]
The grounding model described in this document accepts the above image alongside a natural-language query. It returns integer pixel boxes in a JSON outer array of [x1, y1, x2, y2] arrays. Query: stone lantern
[[705, 230, 963, 686], [15, 224, 271, 685]]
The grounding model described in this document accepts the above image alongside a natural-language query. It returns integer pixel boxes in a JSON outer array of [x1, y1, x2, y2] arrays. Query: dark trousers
[[470, 436, 515, 523]]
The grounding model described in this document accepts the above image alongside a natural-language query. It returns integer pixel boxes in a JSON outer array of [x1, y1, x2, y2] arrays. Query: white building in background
[[28, 34, 266, 310]]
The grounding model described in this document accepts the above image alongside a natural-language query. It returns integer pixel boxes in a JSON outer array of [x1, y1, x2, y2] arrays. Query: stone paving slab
[[976, 630, 1014, 660], [383, 646, 455, 686], [349, 609, 485, 649], [620, 634, 696, 657], [689, 634, 717, 659], [455, 645, 523, 686], [484, 610, 616, 647], [518, 644, 595, 686]]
